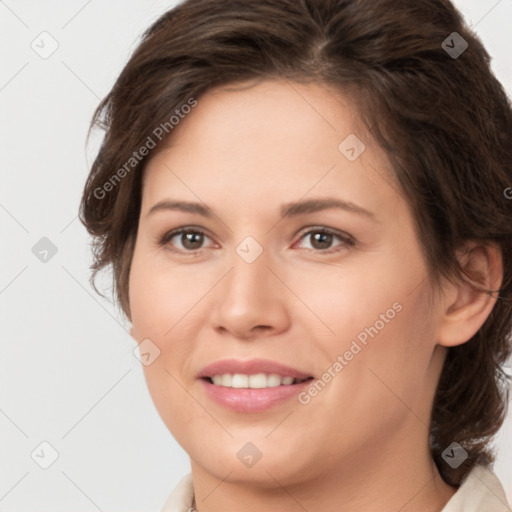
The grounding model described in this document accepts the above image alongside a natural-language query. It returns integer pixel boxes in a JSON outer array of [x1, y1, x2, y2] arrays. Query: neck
[[189, 423, 457, 512]]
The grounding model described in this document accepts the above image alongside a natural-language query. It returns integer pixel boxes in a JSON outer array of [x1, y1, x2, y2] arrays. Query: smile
[[206, 373, 312, 388]]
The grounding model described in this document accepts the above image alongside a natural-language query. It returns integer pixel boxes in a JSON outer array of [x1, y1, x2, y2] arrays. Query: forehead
[[164, 78, 367, 154], [141, 79, 403, 217]]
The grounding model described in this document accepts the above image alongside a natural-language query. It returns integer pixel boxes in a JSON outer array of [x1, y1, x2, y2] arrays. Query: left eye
[[159, 227, 354, 254], [295, 228, 354, 253]]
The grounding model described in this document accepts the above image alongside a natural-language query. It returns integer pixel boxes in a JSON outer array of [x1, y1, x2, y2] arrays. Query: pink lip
[[198, 358, 312, 380], [197, 358, 314, 413], [199, 378, 313, 412]]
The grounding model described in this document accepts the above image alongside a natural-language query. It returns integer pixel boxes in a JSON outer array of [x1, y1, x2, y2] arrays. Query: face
[[129, 79, 447, 487]]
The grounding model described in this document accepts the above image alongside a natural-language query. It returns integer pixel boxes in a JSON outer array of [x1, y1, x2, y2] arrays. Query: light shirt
[[160, 464, 511, 512]]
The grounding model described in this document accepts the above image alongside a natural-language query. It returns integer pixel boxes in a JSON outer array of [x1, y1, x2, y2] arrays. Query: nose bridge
[[224, 235, 274, 303], [210, 233, 289, 336]]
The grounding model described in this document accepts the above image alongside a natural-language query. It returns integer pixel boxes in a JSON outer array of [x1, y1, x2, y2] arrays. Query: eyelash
[[157, 226, 355, 256]]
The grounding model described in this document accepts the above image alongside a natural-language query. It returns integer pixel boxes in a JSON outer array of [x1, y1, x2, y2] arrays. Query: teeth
[[232, 374, 248, 388], [209, 373, 300, 388], [221, 374, 232, 387], [249, 373, 268, 388], [212, 375, 224, 386]]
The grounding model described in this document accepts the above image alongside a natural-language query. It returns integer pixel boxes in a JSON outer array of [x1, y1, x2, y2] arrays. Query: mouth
[[202, 373, 314, 388], [197, 359, 315, 412]]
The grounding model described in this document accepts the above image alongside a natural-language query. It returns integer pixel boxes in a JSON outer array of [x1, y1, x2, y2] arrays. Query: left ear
[[436, 241, 503, 347]]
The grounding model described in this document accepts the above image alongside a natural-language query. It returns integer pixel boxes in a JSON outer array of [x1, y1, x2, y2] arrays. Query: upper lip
[[198, 358, 313, 379]]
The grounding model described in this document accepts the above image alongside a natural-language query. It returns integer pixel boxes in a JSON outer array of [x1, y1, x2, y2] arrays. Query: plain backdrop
[[0, 1, 511, 510]]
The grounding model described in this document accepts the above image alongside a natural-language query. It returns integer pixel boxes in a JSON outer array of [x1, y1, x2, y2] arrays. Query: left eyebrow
[[280, 197, 376, 219]]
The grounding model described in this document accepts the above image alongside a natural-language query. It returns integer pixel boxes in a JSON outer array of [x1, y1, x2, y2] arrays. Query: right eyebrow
[[146, 200, 213, 218]]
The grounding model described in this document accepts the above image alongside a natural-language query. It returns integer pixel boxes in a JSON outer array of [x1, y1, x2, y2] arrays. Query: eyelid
[[295, 225, 355, 244], [293, 225, 355, 253], [157, 226, 216, 250]]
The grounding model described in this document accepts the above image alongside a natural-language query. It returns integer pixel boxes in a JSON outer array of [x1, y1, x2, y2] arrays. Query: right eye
[[158, 227, 216, 255]]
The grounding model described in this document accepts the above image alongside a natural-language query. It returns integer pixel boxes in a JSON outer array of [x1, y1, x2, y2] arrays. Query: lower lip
[[199, 378, 313, 412]]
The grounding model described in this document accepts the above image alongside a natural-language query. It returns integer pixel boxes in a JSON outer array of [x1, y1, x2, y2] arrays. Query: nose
[[209, 245, 291, 340]]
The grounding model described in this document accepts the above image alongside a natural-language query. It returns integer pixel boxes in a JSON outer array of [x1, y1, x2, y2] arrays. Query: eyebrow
[[146, 197, 376, 220]]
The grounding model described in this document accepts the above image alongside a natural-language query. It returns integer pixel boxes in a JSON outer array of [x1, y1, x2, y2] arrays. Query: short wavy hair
[[79, 0, 512, 486]]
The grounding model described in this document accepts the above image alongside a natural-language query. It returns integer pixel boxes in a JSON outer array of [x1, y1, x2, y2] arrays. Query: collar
[[161, 464, 511, 512]]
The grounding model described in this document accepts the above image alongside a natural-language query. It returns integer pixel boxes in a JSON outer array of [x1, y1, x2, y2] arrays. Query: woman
[[79, 0, 512, 510]]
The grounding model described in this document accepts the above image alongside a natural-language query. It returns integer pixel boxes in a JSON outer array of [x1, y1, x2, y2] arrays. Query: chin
[[190, 440, 312, 488]]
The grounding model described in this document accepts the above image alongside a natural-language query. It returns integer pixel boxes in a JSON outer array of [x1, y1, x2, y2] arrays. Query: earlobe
[[436, 242, 503, 347]]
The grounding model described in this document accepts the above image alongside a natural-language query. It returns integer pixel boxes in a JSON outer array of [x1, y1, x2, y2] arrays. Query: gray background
[[0, 0, 511, 510]]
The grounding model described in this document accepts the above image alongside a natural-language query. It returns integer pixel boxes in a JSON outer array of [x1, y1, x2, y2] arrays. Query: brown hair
[[79, 0, 512, 486]]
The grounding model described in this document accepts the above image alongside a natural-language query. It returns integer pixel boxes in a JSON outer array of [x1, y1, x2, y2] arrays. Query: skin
[[128, 79, 502, 512]]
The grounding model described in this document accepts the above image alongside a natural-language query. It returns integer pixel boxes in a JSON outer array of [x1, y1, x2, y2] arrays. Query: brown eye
[[296, 228, 354, 254], [309, 231, 334, 250], [159, 228, 212, 253], [178, 231, 205, 250]]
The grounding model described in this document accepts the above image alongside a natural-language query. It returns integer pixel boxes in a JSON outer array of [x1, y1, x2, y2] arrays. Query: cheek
[[323, 280, 436, 431], [128, 246, 210, 405], [294, 247, 436, 405], [129, 252, 201, 439], [129, 246, 200, 339], [288, 252, 422, 352]]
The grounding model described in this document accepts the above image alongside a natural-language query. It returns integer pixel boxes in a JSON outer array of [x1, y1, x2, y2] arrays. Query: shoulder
[[160, 473, 195, 512], [158, 467, 511, 512], [441, 464, 511, 512]]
